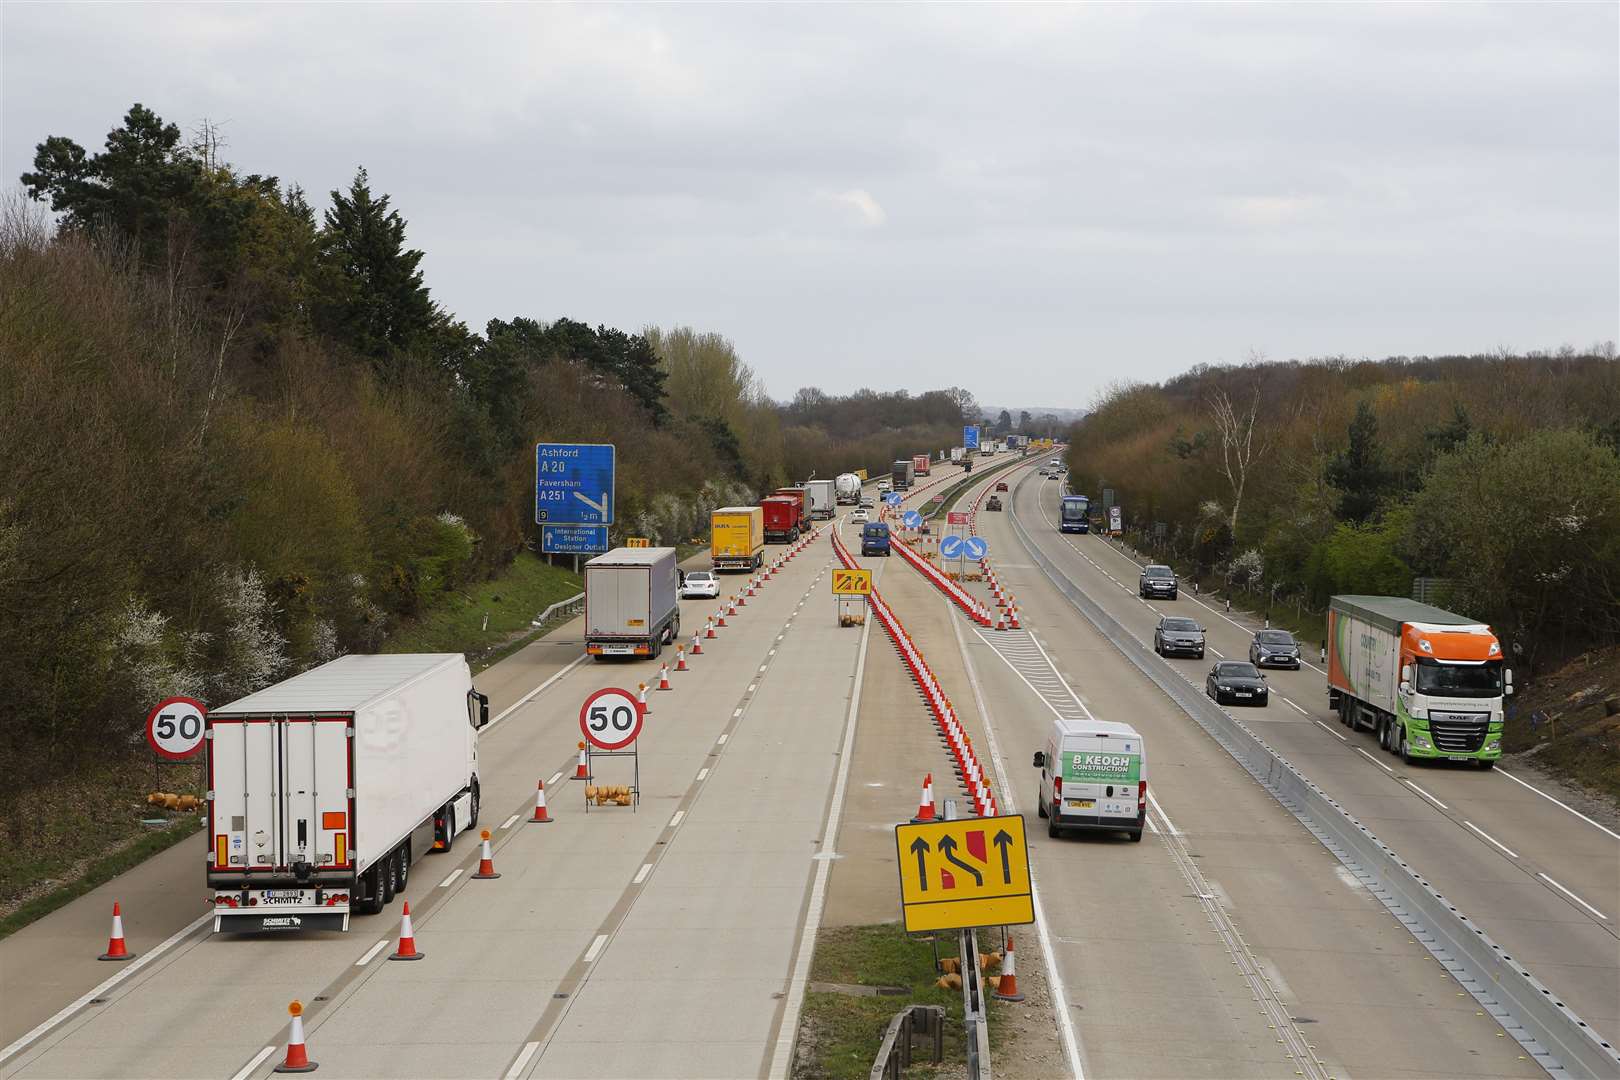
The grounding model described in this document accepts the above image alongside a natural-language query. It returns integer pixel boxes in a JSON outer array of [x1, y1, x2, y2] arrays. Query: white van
[[1033, 718, 1146, 842]]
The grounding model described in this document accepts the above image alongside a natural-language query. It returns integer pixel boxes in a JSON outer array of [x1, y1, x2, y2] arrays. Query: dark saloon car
[[1138, 564, 1178, 600], [1153, 616, 1205, 658], [1249, 629, 1301, 669], [1205, 661, 1269, 706]]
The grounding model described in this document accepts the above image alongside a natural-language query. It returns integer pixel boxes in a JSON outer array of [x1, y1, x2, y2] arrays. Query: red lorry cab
[[760, 496, 802, 543]]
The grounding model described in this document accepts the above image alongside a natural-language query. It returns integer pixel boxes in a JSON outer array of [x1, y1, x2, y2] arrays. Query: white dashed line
[[1355, 747, 1395, 774], [548, 770, 564, 786], [504, 1042, 541, 1080], [355, 938, 389, 966], [718, 733, 729, 745], [229, 1047, 277, 1080], [583, 934, 609, 962], [1464, 821, 1519, 858], [500, 813, 520, 830], [1404, 780, 1449, 810], [668, 810, 686, 829], [632, 863, 652, 885], [1496, 768, 1620, 841], [438, 868, 464, 888], [696, 767, 709, 781], [1538, 873, 1609, 920], [1313, 720, 1347, 742]]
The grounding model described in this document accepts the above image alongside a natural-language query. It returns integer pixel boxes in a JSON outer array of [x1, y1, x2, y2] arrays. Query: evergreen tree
[[1326, 400, 1388, 523]]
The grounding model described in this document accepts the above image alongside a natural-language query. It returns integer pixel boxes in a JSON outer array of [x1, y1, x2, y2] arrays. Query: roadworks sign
[[831, 568, 872, 596], [893, 814, 1033, 932]]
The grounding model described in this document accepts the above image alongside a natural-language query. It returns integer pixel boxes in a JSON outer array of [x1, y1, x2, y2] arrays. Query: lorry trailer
[[585, 546, 682, 659], [207, 653, 488, 932], [760, 495, 802, 543], [891, 460, 914, 490], [773, 487, 811, 529], [710, 506, 764, 571], [834, 473, 863, 505], [912, 454, 931, 477], [1328, 595, 1511, 765], [805, 479, 837, 519]]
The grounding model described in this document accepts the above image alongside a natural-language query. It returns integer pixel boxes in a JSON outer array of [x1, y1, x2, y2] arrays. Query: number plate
[[601, 644, 634, 655], [256, 889, 316, 905], [1235, 691, 1252, 696], [1067, 799, 1094, 809]]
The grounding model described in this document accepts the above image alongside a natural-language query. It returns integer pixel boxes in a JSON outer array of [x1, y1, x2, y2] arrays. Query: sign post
[[578, 687, 643, 811], [893, 814, 1034, 932]]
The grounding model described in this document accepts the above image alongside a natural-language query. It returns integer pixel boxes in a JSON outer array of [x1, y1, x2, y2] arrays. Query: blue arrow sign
[[902, 510, 923, 529], [536, 443, 616, 526], [939, 534, 964, 559], [964, 425, 980, 450], [963, 537, 988, 561], [885, 493, 903, 508], [540, 524, 610, 555]]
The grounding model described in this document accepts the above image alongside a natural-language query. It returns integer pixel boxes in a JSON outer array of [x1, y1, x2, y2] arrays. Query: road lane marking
[[1283, 697, 1310, 716], [1147, 791, 1182, 835], [491, 654, 589, 728], [548, 770, 564, 786], [0, 911, 213, 1066], [696, 767, 709, 781], [632, 863, 652, 885], [1355, 747, 1395, 774], [748, 683, 757, 692], [500, 813, 520, 830], [768, 612, 872, 1079], [355, 938, 389, 966], [504, 1042, 541, 1080], [583, 934, 608, 962], [438, 868, 464, 888], [717, 733, 729, 745], [1495, 767, 1620, 841], [1464, 822, 1520, 859], [732, 708, 743, 718], [229, 1047, 277, 1080], [668, 810, 685, 828], [1403, 780, 1449, 810], [1538, 873, 1609, 920], [1313, 720, 1348, 742]]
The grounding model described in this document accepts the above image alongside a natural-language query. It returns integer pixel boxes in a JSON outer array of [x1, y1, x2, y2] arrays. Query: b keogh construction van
[[1328, 595, 1511, 765], [1033, 718, 1146, 841], [585, 547, 681, 659], [207, 653, 488, 932], [710, 506, 764, 571]]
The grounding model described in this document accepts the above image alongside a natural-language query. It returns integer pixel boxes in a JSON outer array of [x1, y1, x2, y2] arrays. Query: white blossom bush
[[111, 596, 207, 714], [1228, 548, 1265, 589], [214, 566, 287, 699]]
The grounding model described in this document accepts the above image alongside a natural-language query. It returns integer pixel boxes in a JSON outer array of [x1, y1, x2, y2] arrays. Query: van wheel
[[380, 850, 397, 904], [1047, 805, 1060, 838], [1129, 829, 1143, 843], [1037, 799, 1048, 819]]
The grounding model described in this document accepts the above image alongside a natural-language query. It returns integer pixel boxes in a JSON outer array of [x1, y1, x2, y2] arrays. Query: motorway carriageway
[[997, 468, 1620, 1053], [864, 457, 1544, 1078]]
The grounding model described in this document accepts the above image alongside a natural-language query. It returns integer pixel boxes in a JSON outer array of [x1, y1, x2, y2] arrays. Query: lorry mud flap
[[215, 911, 349, 934]]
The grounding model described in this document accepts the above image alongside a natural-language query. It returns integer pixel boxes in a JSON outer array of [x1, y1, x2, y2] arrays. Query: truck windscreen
[[1415, 659, 1502, 697]]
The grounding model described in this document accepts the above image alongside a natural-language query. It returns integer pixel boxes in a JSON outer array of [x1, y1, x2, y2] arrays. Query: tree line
[[0, 103, 978, 775], [1067, 351, 1620, 670]]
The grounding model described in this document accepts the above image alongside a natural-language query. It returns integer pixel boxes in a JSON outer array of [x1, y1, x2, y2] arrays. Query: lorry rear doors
[[211, 716, 351, 875]]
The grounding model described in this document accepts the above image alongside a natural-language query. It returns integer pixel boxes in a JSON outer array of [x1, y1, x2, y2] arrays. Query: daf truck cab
[[1033, 718, 1146, 841]]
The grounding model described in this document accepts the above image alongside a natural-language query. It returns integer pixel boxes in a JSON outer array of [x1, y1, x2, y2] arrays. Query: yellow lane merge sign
[[893, 815, 1033, 932], [626, 537, 651, 548], [831, 568, 872, 596]]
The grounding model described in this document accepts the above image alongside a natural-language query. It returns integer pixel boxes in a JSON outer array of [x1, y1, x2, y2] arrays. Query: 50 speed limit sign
[[579, 687, 644, 751], [145, 696, 208, 760]]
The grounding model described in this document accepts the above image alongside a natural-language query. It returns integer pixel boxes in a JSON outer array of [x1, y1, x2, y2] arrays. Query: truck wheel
[[1478, 759, 1496, 770], [468, 782, 480, 830], [395, 845, 410, 892], [1398, 726, 1415, 765], [355, 867, 385, 916], [381, 850, 397, 904]]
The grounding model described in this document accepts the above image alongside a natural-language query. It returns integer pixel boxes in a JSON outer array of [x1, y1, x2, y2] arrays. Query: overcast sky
[[4, 3, 1616, 408]]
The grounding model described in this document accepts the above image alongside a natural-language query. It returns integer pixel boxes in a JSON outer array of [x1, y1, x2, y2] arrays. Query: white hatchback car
[[680, 570, 720, 599]]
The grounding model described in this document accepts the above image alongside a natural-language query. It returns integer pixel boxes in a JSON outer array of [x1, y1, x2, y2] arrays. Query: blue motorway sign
[[885, 493, 903, 508], [963, 536, 988, 561], [536, 443, 616, 526], [939, 534, 964, 559], [541, 524, 609, 555], [902, 510, 923, 529], [964, 425, 980, 450]]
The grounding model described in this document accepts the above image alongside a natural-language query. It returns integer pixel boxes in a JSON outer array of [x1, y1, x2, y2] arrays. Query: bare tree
[[1206, 381, 1277, 537]]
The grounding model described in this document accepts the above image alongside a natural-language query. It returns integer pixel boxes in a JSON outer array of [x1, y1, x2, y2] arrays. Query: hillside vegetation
[[1067, 353, 1620, 671], [0, 103, 980, 793]]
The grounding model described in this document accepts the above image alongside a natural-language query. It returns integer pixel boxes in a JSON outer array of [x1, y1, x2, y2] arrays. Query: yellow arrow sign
[[626, 537, 651, 548], [893, 815, 1033, 932], [831, 568, 872, 596]]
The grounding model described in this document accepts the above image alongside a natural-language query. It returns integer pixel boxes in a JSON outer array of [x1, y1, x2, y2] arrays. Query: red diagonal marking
[[941, 868, 955, 890], [966, 829, 986, 863]]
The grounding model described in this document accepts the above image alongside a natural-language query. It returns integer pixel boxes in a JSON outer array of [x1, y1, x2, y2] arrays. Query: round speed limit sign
[[579, 687, 644, 751], [145, 696, 208, 760]]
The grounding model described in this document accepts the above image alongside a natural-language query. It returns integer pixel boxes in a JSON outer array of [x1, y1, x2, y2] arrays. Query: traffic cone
[[1009, 607, 1021, 629], [273, 1000, 317, 1073], [716, 608, 727, 628], [639, 682, 652, 715], [529, 779, 553, 823], [691, 631, 703, 655], [994, 936, 1025, 1001], [658, 664, 671, 690], [388, 900, 424, 960], [911, 775, 936, 823], [996, 613, 1007, 631], [676, 645, 688, 670], [98, 901, 133, 961], [574, 741, 589, 780], [705, 618, 716, 639], [472, 830, 500, 879], [728, 597, 738, 616], [737, 586, 746, 606]]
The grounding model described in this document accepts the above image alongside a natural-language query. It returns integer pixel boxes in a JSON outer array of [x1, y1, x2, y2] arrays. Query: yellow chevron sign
[[893, 815, 1033, 932], [831, 569, 872, 596]]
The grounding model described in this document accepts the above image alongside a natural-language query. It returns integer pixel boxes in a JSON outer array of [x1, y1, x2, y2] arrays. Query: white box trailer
[[585, 546, 681, 659], [806, 478, 837, 519], [206, 654, 488, 933]]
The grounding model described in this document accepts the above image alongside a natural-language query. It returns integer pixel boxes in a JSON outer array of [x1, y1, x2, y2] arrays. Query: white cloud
[[819, 188, 888, 227]]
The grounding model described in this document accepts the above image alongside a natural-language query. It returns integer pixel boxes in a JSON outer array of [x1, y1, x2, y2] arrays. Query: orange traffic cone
[[706, 617, 717, 638], [573, 741, 589, 780], [273, 1000, 317, 1073], [716, 608, 728, 628], [728, 597, 738, 617], [676, 646, 688, 672], [388, 900, 424, 961], [994, 936, 1025, 1001], [911, 775, 936, 823], [736, 587, 746, 606], [98, 900, 133, 961], [639, 682, 652, 715], [995, 614, 1007, 631], [1009, 607, 1021, 629], [691, 631, 703, 656], [529, 779, 553, 823], [472, 830, 500, 879], [658, 664, 671, 690]]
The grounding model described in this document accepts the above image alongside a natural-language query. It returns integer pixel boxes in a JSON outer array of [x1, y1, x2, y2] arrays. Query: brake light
[[1052, 775, 1062, 802], [1138, 780, 1148, 811]]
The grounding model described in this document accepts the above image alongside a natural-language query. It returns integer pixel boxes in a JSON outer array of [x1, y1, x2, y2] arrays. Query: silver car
[[1153, 615, 1205, 659]]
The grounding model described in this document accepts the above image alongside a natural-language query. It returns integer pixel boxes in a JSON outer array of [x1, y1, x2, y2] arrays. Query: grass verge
[[385, 550, 582, 668], [794, 924, 966, 1079]]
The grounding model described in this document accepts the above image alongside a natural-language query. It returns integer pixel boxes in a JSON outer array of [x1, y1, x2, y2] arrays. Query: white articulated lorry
[[206, 653, 488, 933], [834, 473, 863, 505], [805, 478, 837, 519]]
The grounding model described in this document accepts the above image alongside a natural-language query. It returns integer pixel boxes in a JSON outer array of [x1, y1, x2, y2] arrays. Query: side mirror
[[1399, 681, 1411, 696], [1032, 751, 1045, 769], [1400, 663, 1412, 684], [476, 693, 490, 729], [1504, 668, 1514, 687]]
